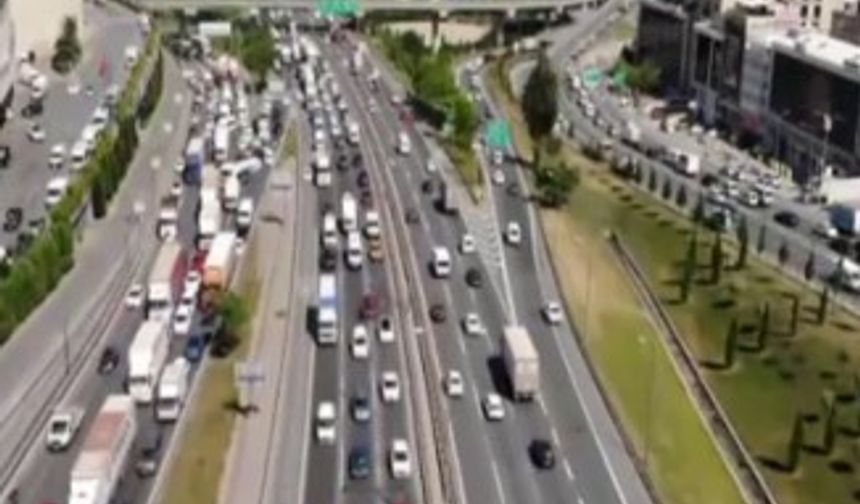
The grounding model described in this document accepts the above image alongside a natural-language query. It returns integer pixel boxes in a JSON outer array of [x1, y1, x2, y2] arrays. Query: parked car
[[3, 207, 23, 232], [529, 439, 556, 469], [97, 346, 119, 374], [774, 211, 800, 228]]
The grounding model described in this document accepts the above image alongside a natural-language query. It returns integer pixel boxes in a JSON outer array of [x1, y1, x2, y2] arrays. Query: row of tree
[[0, 33, 164, 344]]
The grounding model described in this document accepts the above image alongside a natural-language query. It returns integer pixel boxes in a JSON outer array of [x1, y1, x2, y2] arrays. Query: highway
[[327, 28, 652, 504], [137, 0, 593, 13]]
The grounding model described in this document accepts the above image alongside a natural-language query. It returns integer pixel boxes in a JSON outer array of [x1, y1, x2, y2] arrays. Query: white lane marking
[[537, 396, 548, 416], [564, 459, 575, 481], [150, 156, 161, 169], [490, 459, 509, 504], [296, 332, 318, 504], [551, 426, 561, 445], [173, 92, 183, 104], [578, 497, 586, 504], [163, 122, 173, 133]]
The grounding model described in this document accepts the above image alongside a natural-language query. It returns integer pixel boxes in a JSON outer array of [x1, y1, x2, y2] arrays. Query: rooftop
[[769, 28, 860, 77]]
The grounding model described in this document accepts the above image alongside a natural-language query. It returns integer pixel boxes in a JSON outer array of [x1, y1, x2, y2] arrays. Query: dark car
[[351, 394, 372, 423], [421, 180, 434, 195], [337, 154, 349, 171], [0, 145, 10, 168], [352, 152, 363, 168], [360, 293, 382, 320], [320, 248, 338, 271], [360, 190, 374, 208], [465, 268, 483, 288], [529, 439, 556, 469], [21, 100, 43, 118], [184, 335, 205, 363], [348, 446, 373, 480], [429, 303, 446, 323], [98, 346, 119, 374], [357, 170, 370, 188], [830, 237, 853, 256], [135, 432, 163, 478], [3, 207, 22, 232], [774, 211, 800, 228], [405, 208, 420, 225]]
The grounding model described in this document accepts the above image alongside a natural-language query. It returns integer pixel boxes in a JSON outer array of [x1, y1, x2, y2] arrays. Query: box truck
[[203, 232, 237, 298], [501, 326, 540, 401], [156, 357, 191, 422], [128, 320, 170, 404], [341, 192, 357, 233], [68, 395, 136, 504], [147, 242, 186, 321], [317, 274, 338, 346]]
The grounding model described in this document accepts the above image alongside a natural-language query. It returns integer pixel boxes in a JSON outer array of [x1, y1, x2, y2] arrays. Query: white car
[[184, 271, 202, 298], [380, 371, 401, 403], [170, 181, 183, 199], [813, 221, 838, 239], [28, 123, 46, 142], [482, 393, 505, 421], [505, 222, 522, 245], [173, 304, 194, 336], [492, 149, 504, 166], [378, 317, 395, 344], [492, 169, 505, 186], [542, 301, 564, 325], [389, 439, 412, 479], [445, 370, 464, 398], [459, 234, 476, 255], [125, 283, 144, 309], [426, 160, 438, 173], [351, 324, 370, 359], [462, 313, 485, 336], [315, 401, 337, 445], [48, 143, 65, 169]]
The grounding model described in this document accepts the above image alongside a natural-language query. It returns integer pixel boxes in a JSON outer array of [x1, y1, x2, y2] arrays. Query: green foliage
[[617, 58, 661, 93], [237, 24, 276, 84], [214, 291, 251, 353], [535, 162, 579, 208], [521, 52, 558, 141], [52, 17, 82, 74]]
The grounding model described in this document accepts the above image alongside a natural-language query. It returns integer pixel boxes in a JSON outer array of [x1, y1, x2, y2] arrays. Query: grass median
[[159, 241, 261, 504]]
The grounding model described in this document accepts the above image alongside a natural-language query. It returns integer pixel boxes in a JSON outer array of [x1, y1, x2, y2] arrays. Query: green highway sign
[[317, 0, 359, 16], [582, 67, 603, 89], [485, 119, 512, 149]]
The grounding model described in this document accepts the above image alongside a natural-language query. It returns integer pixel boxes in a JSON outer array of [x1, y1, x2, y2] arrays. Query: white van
[[70, 140, 88, 171], [431, 246, 452, 278], [397, 132, 411, 155], [315, 401, 336, 445], [322, 212, 338, 249], [45, 177, 69, 208], [345, 231, 363, 270]]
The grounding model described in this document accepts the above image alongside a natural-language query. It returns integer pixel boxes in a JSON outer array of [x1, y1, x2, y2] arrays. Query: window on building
[[801, 4, 809, 16], [814, 5, 821, 16]]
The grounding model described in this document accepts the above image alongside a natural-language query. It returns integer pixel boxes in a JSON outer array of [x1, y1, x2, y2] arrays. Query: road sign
[[318, 0, 359, 17], [581, 66, 603, 89], [485, 119, 512, 149]]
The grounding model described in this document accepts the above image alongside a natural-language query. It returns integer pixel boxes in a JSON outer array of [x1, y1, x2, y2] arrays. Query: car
[[482, 393, 505, 421], [170, 181, 183, 199], [542, 301, 564, 325], [357, 170, 369, 188], [378, 316, 395, 343], [368, 238, 384, 263], [48, 144, 65, 169], [0, 144, 10, 168], [315, 401, 337, 445], [445, 370, 464, 398], [27, 123, 45, 142], [21, 99, 43, 118], [3, 207, 22, 232], [184, 271, 202, 298], [184, 335, 205, 362], [389, 439, 412, 479], [405, 208, 420, 225], [351, 394, 372, 423], [465, 267, 483, 288], [351, 324, 370, 359], [813, 221, 839, 239], [173, 305, 194, 336], [492, 169, 505, 186], [349, 446, 373, 480], [426, 160, 437, 173], [125, 283, 144, 309], [421, 179, 435, 195], [492, 149, 504, 165], [429, 303, 447, 323], [774, 211, 800, 228], [380, 371, 401, 403], [359, 293, 382, 320], [529, 439, 556, 469], [319, 248, 338, 271], [97, 346, 119, 375], [135, 434, 162, 478], [505, 222, 522, 245], [459, 234, 476, 255], [462, 313, 485, 336]]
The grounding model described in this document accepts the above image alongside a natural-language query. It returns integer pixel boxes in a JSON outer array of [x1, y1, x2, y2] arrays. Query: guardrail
[[136, 0, 586, 11]]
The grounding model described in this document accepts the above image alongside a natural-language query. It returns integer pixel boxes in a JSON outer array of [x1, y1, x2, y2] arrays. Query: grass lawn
[[159, 243, 262, 504], [543, 164, 747, 504], [557, 145, 860, 504]]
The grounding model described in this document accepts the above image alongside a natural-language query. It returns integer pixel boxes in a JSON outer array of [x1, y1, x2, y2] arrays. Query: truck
[[198, 190, 222, 249], [68, 395, 136, 504], [202, 231, 237, 299], [501, 325, 540, 401], [214, 123, 230, 163], [45, 406, 83, 452], [831, 204, 860, 235], [317, 274, 338, 346], [157, 196, 179, 241], [128, 320, 170, 404], [341, 192, 357, 233], [147, 241, 186, 321], [156, 357, 191, 422], [437, 182, 458, 215], [184, 136, 205, 184]]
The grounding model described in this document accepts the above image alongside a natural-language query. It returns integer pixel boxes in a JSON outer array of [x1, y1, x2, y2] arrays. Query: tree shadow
[[712, 298, 736, 310], [758, 454, 793, 473]]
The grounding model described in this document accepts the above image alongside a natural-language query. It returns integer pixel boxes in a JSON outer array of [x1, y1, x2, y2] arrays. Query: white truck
[[68, 395, 136, 504], [198, 188, 222, 249], [214, 123, 231, 163], [317, 274, 338, 346], [340, 192, 357, 233], [128, 319, 170, 404], [45, 407, 83, 452], [203, 231, 237, 299], [147, 242, 185, 322], [501, 325, 540, 401], [156, 357, 191, 422]]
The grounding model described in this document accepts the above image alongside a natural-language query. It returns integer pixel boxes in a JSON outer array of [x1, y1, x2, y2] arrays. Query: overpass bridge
[[135, 0, 589, 13]]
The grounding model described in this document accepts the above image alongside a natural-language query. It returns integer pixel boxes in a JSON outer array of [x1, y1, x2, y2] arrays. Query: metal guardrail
[[608, 233, 778, 504], [136, 0, 586, 11]]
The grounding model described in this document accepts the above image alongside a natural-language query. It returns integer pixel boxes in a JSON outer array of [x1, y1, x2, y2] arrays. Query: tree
[[661, 178, 672, 200], [626, 59, 661, 93], [535, 163, 579, 208], [449, 94, 478, 149], [817, 287, 830, 325], [735, 216, 749, 269], [804, 251, 816, 282], [778, 241, 791, 267], [51, 17, 82, 74], [91, 173, 107, 219], [521, 52, 558, 142], [213, 291, 251, 355], [240, 25, 276, 84], [711, 232, 724, 284], [675, 184, 688, 208], [757, 226, 767, 254]]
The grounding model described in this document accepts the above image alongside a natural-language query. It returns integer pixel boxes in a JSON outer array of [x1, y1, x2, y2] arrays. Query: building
[[9, 0, 82, 58], [831, 2, 860, 44], [0, 0, 15, 125]]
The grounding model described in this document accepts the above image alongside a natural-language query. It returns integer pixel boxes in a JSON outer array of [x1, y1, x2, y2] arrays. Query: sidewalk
[[0, 52, 191, 485]]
